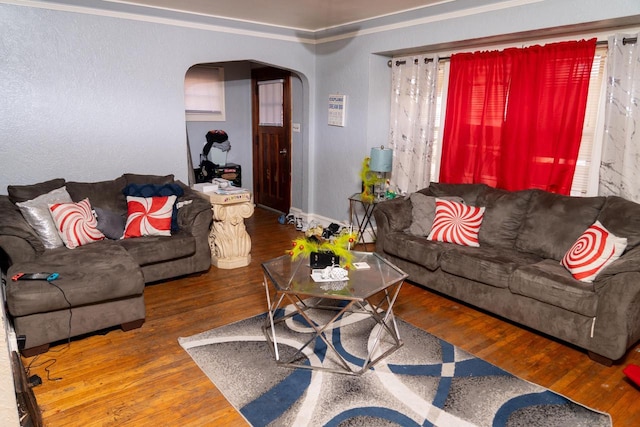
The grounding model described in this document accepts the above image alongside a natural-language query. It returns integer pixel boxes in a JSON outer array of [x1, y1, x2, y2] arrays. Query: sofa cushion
[[405, 193, 463, 236], [381, 232, 450, 271], [117, 231, 196, 266], [561, 221, 627, 283], [5, 242, 144, 316], [425, 182, 490, 205], [515, 191, 605, 261], [427, 199, 485, 247], [66, 176, 127, 215], [476, 188, 533, 248], [509, 259, 599, 317], [597, 196, 640, 251], [16, 186, 73, 250], [123, 173, 175, 185], [440, 246, 542, 288], [8, 178, 66, 204]]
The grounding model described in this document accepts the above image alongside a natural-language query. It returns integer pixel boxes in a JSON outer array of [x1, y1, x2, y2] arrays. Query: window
[[258, 79, 284, 126], [570, 45, 607, 196], [428, 43, 607, 196], [185, 65, 225, 121]]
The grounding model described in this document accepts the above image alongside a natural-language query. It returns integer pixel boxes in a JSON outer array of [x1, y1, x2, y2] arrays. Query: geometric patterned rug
[[179, 303, 611, 427]]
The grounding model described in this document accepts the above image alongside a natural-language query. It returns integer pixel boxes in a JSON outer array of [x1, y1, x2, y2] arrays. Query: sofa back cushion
[[476, 188, 534, 248], [424, 182, 490, 205], [8, 178, 66, 204], [123, 173, 175, 185], [596, 196, 640, 251], [66, 176, 128, 215], [515, 190, 605, 260]]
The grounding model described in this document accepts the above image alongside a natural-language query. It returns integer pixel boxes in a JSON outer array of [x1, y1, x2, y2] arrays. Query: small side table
[[349, 192, 379, 250], [199, 191, 254, 269]]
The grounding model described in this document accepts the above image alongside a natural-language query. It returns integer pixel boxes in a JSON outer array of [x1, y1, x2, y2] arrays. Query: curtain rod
[[387, 37, 637, 67]]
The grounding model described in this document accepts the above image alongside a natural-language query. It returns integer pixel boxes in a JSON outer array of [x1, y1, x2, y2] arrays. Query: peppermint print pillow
[[561, 221, 627, 282], [427, 199, 485, 247], [49, 198, 105, 249], [124, 195, 177, 238]]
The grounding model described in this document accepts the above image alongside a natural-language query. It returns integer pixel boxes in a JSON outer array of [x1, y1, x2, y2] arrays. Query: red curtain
[[439, 39, 596, 194]]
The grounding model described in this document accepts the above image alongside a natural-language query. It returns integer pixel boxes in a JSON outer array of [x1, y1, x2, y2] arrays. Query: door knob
[[279, 148, 288, 155]]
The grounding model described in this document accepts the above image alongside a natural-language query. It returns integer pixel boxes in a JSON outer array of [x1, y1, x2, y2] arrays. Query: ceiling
[[102, 0, 452, 31]]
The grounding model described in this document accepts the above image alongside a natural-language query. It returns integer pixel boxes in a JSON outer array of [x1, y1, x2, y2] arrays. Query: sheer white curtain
[[599, 34, 640, 201], [388, 55, 439, 195]]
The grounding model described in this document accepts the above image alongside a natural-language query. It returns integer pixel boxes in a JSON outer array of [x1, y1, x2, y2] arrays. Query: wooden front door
[[252, 67, 291, 214]]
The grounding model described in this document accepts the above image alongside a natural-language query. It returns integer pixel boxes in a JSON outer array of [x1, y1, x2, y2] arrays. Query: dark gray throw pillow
[[94, 207, 126, 240], [405, 193, 463, 236]]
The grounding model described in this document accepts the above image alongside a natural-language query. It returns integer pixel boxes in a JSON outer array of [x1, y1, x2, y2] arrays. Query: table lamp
[[369, 146, 393, 201]]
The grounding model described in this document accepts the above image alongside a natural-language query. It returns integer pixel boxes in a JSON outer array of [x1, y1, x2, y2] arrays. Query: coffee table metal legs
[[262, 275, 405, 375]]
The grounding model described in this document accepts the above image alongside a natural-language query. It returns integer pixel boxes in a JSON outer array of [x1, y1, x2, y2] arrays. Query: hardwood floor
[[23, 207, 640, 426]]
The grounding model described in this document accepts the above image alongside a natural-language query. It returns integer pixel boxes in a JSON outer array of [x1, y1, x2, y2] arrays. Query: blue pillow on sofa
[[122, 183, 184, 232]]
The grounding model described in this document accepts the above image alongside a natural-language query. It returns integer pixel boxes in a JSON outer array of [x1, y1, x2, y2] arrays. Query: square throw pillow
[[427, 199, 485, 247], [406, 193, 464, 236], [94, 207, 126, 240], [124, 195, 177, 238], [561, 220, 627, 283], [49, 198, 106, 249], [122, 183, 184, 232], [16, 186, 73, 249]]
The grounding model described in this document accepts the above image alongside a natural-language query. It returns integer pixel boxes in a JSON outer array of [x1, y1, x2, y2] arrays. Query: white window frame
[[185, 65, 225, 122]]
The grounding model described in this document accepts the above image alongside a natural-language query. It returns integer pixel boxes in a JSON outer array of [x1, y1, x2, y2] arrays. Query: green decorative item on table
[[360, 156, 384, 203], [288, 230, 358, 268]]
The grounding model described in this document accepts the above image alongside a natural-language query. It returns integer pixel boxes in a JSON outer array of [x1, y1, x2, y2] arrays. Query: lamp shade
[[369, 147, 393, 173]]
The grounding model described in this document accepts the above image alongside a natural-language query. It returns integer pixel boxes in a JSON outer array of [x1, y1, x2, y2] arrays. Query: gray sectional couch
[[374, 182, 640, 364], [0, 174, 213, 356]]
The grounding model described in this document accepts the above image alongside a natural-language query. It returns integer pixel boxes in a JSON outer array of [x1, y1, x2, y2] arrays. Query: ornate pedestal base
[[196, 190, 254, 269], [210, 200, 254, 269]]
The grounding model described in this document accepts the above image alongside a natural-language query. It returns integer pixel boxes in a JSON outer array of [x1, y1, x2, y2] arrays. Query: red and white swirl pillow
[[427, 199, 485, 247], [49, 198, 105, 249], [124, 195, 177, 238], [561, 221, 627, 282]]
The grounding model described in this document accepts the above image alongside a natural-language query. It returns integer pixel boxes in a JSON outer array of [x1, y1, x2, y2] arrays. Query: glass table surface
[[261, 251, 408, 301]]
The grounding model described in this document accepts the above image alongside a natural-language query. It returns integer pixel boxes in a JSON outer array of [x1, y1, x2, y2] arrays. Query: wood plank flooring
[[22, 207, 640, 426]]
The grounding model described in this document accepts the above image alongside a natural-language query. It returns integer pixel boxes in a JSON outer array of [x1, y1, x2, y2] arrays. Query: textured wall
[[1, 0, 639, 223], [0, 3, 315, 194]]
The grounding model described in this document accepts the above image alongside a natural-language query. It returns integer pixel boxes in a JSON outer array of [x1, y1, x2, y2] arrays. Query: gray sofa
[[0, 174, 213, 356], [374, 182, 640, 365]]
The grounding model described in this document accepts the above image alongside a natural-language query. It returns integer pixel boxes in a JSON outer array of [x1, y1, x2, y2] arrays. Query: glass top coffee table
[[261, 251, 408, 375]]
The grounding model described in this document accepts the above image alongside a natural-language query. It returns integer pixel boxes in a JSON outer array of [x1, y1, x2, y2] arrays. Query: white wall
[[1, 0, 639, 224], [311, 0, 640, 222], [0, 2, 315, 198]]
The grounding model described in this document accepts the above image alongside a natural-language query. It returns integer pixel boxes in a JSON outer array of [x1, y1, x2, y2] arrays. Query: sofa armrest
[[373, 197, 412, 254], [591, 271, 640, 360], [175, 184, 213, 236], [0, 196, 43, 268], [594, 245, 640, 287]]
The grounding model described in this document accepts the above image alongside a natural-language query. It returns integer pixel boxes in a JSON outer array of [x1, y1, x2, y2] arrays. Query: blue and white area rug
[[179, 305, 611, 427]]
